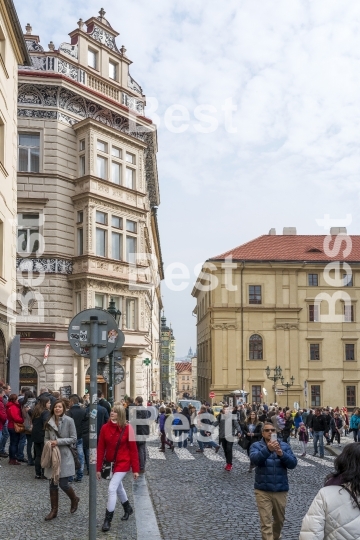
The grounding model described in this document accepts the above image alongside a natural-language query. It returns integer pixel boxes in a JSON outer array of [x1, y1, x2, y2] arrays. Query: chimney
[[268, 228, 276, 235], [283, 227, 297, 235], [330, 227, 347, 235]]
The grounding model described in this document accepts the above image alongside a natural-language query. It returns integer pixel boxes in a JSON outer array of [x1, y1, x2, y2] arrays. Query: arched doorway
[[19, 366, 38, 394], [0, 330, 6, 383]]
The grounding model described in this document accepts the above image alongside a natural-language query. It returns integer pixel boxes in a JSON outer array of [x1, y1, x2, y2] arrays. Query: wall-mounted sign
[[43, 343, 50, 365], [19, 331, 55, 340], [60, 385, 72, 399]]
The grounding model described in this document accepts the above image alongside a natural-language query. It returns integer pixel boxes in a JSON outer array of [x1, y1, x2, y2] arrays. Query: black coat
[[127, 406, 151, 436], [31, 410, 50, 443], [66, 404, 87, 439], [310, 414, 327, 432], [98, 398, 111, 415], [282, 417, 294, 439], [82, 403, 109, 448], [37, 392, 56, 407], [242, 423, 263, 447]]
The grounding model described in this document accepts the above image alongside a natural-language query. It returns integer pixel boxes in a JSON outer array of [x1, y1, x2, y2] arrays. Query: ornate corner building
[[15, 9, 164, 399], [160, 314, 176, 401]]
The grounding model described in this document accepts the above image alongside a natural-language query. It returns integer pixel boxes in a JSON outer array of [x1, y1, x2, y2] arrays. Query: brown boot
[[65, 486, 80, 513], [44, 489, 58, 521]]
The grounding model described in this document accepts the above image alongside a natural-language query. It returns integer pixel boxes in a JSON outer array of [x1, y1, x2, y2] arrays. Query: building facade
[[15, 10, 163, 400], [160, 314, 176, 401], [175, 361, 192, 400], [0, 0, 29, 382], [193, 228, 360, 409]]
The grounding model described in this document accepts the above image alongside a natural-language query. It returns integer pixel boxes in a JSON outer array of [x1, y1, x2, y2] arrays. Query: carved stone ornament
[[122, 93, 144, 115], [274, 323, 299, 330], [89, 24, 120, 53], [59, 42, 78, 59], [25, 39, 44, 52], [211, 323, 238, 330], [16, 258, 73, 274], [128, 74, 143, 95]]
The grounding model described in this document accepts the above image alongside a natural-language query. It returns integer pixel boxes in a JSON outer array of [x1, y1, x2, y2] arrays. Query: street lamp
[[106, 298, 121, 406], [281, 375, 295, 408], [265, 365, 283, 402]]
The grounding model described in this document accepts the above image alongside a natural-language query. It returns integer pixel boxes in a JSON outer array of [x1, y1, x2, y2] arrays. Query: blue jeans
[[198, 438, 219, 451], [353, 429, 360, 442], [313, 431, 324, 456], [177, 430, 189, 448], [16, 433, 26, 460], [26, 434, 34, 464], [76, 438, 85, 480], [0, 424, 9, 453], [9, 429, 20, 460], [189, 426, 197, 444]]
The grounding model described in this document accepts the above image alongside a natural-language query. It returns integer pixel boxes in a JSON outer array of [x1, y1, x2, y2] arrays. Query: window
[[309, 304, 319, 322], [77, 228, 83, 255], [346, 386, 356, 407], [111, 161, 121, 184], [308, 274, 318, 286], [126, 236, 136, 264], [97, 156, 107, 179], [126, 152, 135, 164], [88, 49, 97, 69], [95, 294, 104, 308], [97, 140, 108, 153], [252, 385, 261, 404], [77, 211, 83, 223], [79, 155, 85, 176], [187, 385, 190, 390], [182, 376, 185, 381], [187, 376, 190, 380], [96, 228, 106, 257], [18, 133, 40, 172], [310, 344, 320, 360], [112, 232, 122, 260], [79, 139, 85, 151], [344, 304, 354, 322], [17, 213, 40, 254], [126, 298, 137, 330], [249, 334, 263, 360], [112, 146, 121, 159], [125, 167, 135, 189], [249, 285, 262, 304], [182, 385, 185, 390], [311, 385, 321, 407], [345, 344, 355, 361], [109, 61, 117, 80], [111, 216, 122, 229], [96, 211, 107, 225], [126, 220, 137, 233], [343, 273, 353, 287]]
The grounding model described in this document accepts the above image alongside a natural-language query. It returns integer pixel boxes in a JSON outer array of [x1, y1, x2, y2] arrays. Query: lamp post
[[281, 375, 295, 408], [106, 298, 121, 406], [265, 365, 283, 402]]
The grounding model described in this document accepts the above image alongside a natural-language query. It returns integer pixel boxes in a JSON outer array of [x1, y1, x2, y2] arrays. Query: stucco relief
[[211, 323, 238, 330], [274, 323, 299, 330]]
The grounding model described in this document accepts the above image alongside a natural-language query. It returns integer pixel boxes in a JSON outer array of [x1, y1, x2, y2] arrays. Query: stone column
[[124, 356, 130, 396], [130, 356, 137, 398]]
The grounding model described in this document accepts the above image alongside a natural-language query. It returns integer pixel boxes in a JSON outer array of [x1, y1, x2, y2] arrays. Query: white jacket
[[299, 485, 360, 540]]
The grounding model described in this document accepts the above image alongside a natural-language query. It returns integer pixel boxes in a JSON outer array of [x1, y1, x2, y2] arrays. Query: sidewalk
[[324, 435, 353, 458]]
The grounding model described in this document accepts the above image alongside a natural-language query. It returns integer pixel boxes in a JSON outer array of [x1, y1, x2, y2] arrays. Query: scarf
[[41, 440, 61, 485]]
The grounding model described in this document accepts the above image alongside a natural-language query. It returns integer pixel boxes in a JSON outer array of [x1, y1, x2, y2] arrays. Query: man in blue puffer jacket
[[250, 421, 297, 540]]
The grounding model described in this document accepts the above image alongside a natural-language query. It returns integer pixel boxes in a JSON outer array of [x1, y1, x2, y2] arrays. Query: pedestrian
[[293, 410, 303, 438], [0, 386, 7, 459], [42, 400, 79, 520], [196, 405, 220, 454], [330, 412, 343, 447], [309, 408, 328, 458], [132, 396, 151, 473], [350, 408, 360, 442], [298, 422, 309, 456], [21, 390, 36, 466], [282, 410, 294, 444], [158, 406, 174, 452], [242, 411, 262, 472], [188, 404, 197, 446], [97, 403, 139, 532], [66, 394, 86, 482], [124, 396, 135, 421], [0, 383, 11, 457], [98, 390, 111, 415], [31, 396, 51, 479], [299, 443, 360, 539], [250, 421, 297, 540], [175, 406, 191, 448], [37, 387, 56, 407], [6, 394, 24, 465], [213, 405, 242, 471]]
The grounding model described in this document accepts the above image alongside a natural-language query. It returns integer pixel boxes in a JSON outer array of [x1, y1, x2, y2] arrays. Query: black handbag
[[69, 444, 81, 470], [101, 428, 125, 480], [238, 435, 250, 450]]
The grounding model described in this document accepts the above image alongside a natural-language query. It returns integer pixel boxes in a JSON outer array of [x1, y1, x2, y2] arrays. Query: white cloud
[[14, 0, 360, 354]]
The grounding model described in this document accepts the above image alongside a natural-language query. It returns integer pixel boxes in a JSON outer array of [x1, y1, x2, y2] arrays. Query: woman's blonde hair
[[111, 403, 127, 428]]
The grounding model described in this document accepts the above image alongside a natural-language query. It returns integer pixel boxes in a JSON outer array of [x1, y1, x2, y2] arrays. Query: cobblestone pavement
[[145, 435, 339, 540], [0, 452, 136, 540]]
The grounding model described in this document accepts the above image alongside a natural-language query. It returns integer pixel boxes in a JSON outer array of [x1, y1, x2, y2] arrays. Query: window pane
[[17, 230, 27, 252], [252, 386, 261, 404], [112, 216, 122, 229], [111, 161, 121, 184], [125, 167, 135, 189], [346, 344, 355, 360], [77, 228, 83, 255], [311, 385, 321, 407], [97, 156, 107, 179], [112, 232, 122, 260], [77, 211, 83, 223], [126, 298, 136, 329], [30, 148, 39, 172], [29, 230, 40, 252], [97, 140, 107, 152], [310, 344, 320, 360], [308, 274, 318, 286], [96, 228, 106, 257], [249, 334, 263, 360], [79, 155, 85, 176], [343, 273, 353, 286], [126, 220, 136, 233], [79, 139, 85, 151], [347, 386, 356, 407], [126, 152, 135, 164], [19, 133, 39, 147], [112, 146, 121, 158], [109, 61, 116, 79], [88, 49, 96, 68], [249, 285, 262, 304], [18, 147, 29, 171], [95, 211, 107, 224], [95, 294, 104, 308], [126, 236, 136, 263]]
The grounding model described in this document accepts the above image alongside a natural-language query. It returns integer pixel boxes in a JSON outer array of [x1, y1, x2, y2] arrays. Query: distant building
[[160, 314, 175, 401], [175, 361, 192, 400], [191, 354, 197, 398]]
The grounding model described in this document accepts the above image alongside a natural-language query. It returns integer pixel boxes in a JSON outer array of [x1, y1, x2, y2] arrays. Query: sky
[[14, 0, 360, 355]]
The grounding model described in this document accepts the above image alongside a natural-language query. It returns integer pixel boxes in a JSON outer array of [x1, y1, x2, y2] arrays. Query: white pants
[[107, 471, 128, 512], [299, 440, 307, 454]]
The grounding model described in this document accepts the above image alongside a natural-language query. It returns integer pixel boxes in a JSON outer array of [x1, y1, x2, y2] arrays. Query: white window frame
[[18, 132, 41, 173]]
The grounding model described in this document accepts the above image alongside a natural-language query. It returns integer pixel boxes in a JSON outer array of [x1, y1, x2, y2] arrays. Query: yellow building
[[192, 227, 360, 410], [0, 0, 29, 381]]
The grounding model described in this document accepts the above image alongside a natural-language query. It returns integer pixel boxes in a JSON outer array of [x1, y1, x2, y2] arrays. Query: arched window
[[249, 334, 263, 360]]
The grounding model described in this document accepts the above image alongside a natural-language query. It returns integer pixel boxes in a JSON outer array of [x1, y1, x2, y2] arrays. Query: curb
[[133, 474, 162, 540]]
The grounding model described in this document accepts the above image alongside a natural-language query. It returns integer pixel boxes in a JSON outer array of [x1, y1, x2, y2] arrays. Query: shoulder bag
[[14, 422, 25, 434], [101, 428, 125, 480]]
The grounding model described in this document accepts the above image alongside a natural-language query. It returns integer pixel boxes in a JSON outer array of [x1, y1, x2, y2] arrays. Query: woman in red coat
[[97, 403, 139, 532], [6, 394, 24, 464]]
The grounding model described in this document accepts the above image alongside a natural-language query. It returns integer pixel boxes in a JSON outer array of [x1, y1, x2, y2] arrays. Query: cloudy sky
[[15, 0, 360, 355]]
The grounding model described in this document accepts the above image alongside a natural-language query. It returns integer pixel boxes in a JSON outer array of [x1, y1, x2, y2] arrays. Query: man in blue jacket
[[250, 421, 297, 540]]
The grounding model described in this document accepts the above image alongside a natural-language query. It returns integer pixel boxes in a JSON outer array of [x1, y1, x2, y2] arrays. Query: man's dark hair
[[126, 396, 133, 404], [135, 396, 143, 404], [262, 421, 275, 431], [21, 386, 30, 394], [69, 395, 79, 404], [97, 390, 103, 398], [325, 443, 360, 509]]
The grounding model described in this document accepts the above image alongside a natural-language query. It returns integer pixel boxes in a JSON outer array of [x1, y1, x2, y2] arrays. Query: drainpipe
[[240, 261, 245, 391]]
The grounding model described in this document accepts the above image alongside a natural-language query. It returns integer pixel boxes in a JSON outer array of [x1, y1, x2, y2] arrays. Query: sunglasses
[[263, 428, 276, 432]]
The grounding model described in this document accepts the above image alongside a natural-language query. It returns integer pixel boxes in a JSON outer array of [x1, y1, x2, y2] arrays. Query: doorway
[[19, 365, 38, 394]]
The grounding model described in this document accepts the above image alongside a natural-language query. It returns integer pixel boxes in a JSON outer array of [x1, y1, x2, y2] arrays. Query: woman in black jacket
[[31, 396, 51, 479], [282, 410, 294, 443], [242, 412, 263, 472]]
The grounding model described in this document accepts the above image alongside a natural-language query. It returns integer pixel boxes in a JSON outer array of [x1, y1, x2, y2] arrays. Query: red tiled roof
[[175, 362, 192, 373], [210, 235, 360, 262]]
